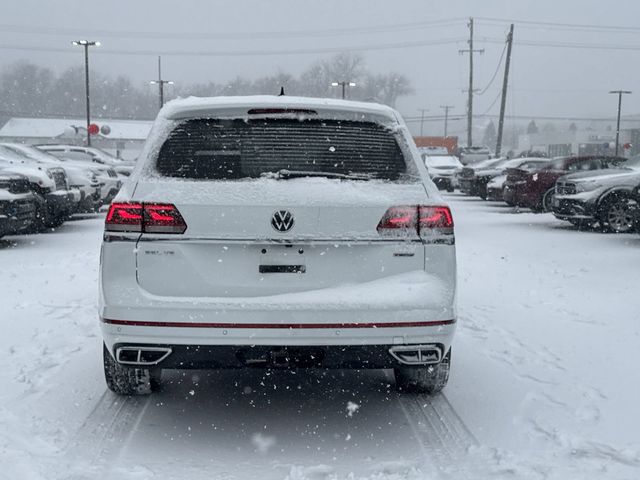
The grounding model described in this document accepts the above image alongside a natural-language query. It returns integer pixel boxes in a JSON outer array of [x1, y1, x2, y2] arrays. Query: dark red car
[[504, 156, 628, 212]]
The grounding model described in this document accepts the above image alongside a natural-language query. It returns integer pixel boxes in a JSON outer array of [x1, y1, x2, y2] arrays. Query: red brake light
[[376, 206, 417, 232], [105, 202, 187, 234], [105, 203, 142, 232], [377, 205, 453, 237], [419, 206, 453, 229], [143, 203, 187, 233]]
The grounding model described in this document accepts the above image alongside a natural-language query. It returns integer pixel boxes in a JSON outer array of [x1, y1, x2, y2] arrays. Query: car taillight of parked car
[[105, 202, 187, 233], [376, 205, 454, 237]]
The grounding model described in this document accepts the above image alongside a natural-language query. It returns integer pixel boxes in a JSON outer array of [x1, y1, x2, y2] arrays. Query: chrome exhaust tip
[[389, 345, 442, 365], [116, 346, 172, 366]]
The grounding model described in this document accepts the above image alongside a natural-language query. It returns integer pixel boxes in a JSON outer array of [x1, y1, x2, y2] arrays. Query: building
[[518, 119, 640, 157], [413, 136, 458, 154], [0, 117, 153, 160]]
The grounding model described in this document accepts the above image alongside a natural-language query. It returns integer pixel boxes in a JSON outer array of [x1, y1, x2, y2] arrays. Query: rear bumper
[[109, 342, 450, 369], [101, 316, 456, 349]]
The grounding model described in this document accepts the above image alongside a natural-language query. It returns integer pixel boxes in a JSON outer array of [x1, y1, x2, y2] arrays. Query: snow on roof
[[0, 117, 153, 140], [160, 95, 401, 124]]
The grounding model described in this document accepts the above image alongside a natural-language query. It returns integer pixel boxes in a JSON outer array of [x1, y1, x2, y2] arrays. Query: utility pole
[[150, 56, 174, 110], [459, 17, 484, 147], [418, 109, 429, 136], [72, 40, 100, 147], [331, 81, 356, 99], [440, 105, 454, 137], [609, 90, 632, 156], [496, 24, 514, 157]]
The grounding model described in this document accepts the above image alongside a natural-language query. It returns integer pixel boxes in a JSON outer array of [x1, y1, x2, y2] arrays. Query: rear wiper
[[262, 169, 375, 181]]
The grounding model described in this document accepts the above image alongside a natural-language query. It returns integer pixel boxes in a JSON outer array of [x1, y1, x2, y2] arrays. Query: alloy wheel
[[606, 201, 634, 233]]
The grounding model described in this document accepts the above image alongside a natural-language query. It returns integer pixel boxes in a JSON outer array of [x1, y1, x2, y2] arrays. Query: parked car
[[422, 152, 463, 192], [0, 173, 37, 238], [630, 182, 640, 232], [34, 144, 124, 206], [0, 152, 74, 229], [463, 157, 550, 200], [457, 157, 507, 197], [457, 145, 493, 165], [35, 144, 135, 177], [552, 159, 640, 232], [99, 96, 457, 396], [505, 155, 630, 212], [0, 143, 103, 213], [487, 158, 551, 201]]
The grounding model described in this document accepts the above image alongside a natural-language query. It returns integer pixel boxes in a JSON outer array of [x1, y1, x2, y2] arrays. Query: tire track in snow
[[64, 390, 151, 479], [391, 375, 485, 478]]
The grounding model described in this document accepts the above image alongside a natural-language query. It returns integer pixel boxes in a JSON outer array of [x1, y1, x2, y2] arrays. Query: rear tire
[[394, 349, 451, 394], [103, 344, 160, 395]]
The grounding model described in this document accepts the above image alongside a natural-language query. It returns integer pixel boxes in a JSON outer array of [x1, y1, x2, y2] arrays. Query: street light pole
[[609, 90, 632, 156], [330, 81, 356, 99], [150, 56, 174, 110], [72, 40, 100, 147]]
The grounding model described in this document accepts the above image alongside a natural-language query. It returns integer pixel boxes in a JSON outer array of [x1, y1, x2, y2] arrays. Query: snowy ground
[[1, 196, 639, 480]]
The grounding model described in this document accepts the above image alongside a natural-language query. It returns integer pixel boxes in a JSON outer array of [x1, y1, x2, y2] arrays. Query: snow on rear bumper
[[100, 268, 456, 348]]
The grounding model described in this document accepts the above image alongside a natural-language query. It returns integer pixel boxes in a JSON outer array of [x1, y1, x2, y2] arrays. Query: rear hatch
[[128, 116, 433, 298]]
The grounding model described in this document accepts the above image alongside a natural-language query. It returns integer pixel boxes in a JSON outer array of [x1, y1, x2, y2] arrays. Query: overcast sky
[[2, 0, 640, 136]]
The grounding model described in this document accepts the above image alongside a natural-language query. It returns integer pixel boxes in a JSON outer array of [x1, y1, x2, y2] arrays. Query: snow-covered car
[[457, 145, 493, 165], [34, 145, 124, 206], [457, 157, 507, 197], [552, 158, 640, 232], [422, 154, 463, 192], [99, 96, 457, 396], [35, 144, 134, 178], [0, 143, 103, 213], [0, 173, 37, 238], [0, 152, 74, 229]]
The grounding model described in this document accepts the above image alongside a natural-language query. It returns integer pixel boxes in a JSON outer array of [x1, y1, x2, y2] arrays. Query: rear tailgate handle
[[259, 265, 306, 274]]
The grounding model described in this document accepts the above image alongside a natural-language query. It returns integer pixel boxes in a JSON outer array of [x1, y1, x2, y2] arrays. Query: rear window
[[156, 118, 410, 181]]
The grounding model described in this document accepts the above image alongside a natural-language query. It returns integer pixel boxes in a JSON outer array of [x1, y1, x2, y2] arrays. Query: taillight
[[419, 206, 453, 229], [105, 203, 142, 232], [105, 202, 187, 234], [377, 205, 453, 238], [376, 206, 417, 233]]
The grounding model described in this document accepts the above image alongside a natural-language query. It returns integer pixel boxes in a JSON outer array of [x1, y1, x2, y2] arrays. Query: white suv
[[99, 96, 457, 395]]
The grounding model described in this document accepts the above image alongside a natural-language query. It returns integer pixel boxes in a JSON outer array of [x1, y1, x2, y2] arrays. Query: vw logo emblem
[[271, 210, 294, 232]]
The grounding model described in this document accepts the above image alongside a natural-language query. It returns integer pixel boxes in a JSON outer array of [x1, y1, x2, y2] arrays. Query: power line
[[0, 37, 467, 57], [478, 39, 507, 95], [0, 18, 466, 41], [480, 37, 640, 52], [476, 17, 640, 34], [480, 89, 503, 116]]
